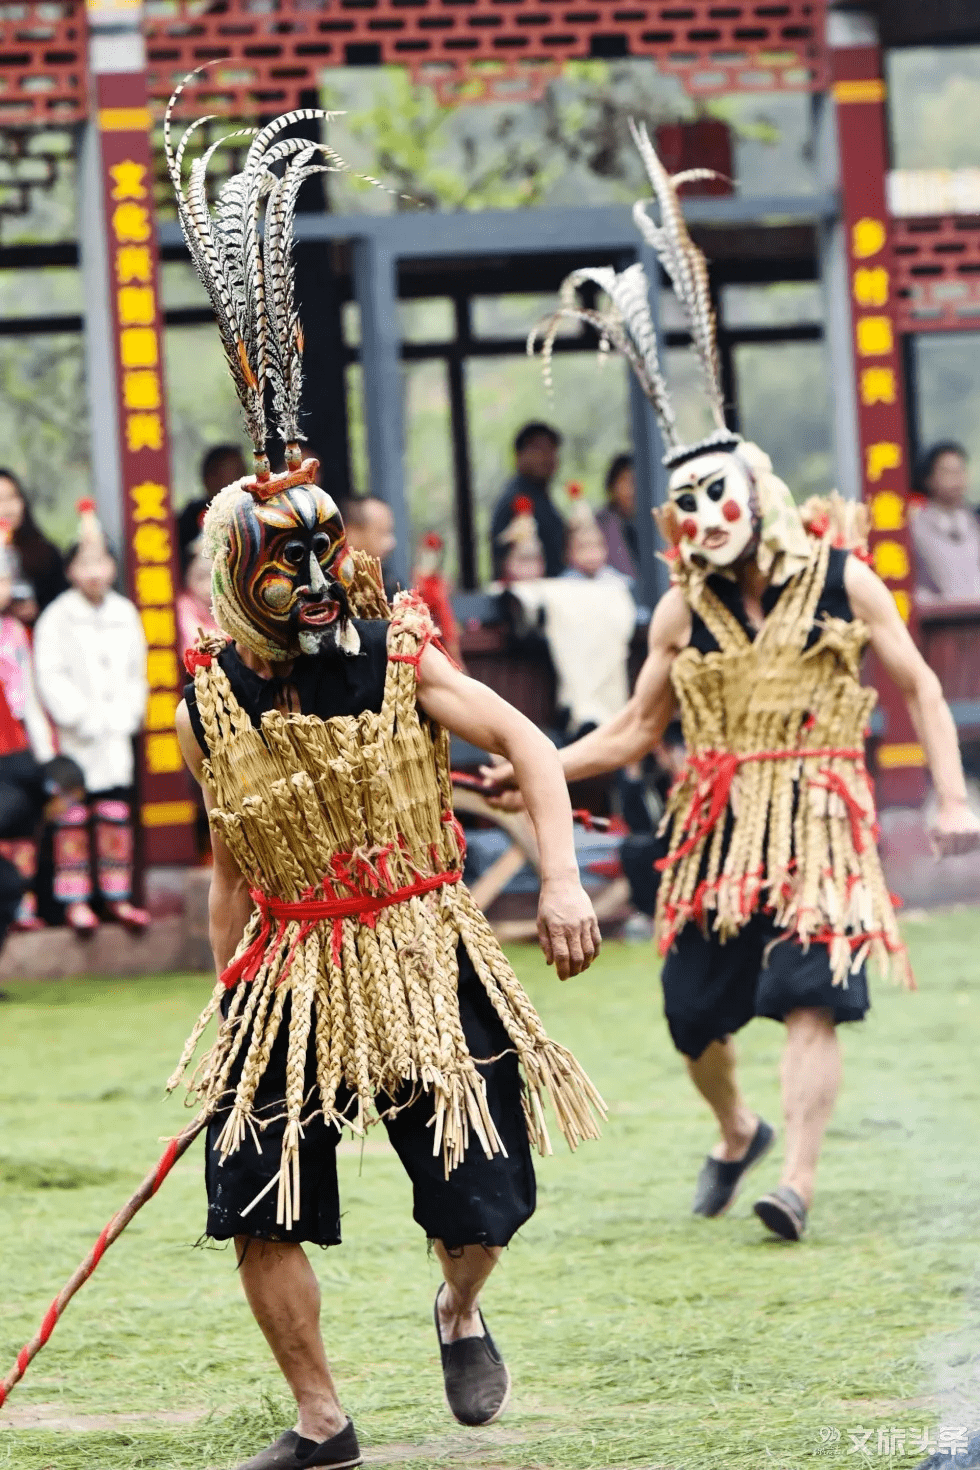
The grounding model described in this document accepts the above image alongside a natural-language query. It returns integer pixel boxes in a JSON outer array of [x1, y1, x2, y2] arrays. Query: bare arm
[[175, 701, 253, 976], [844, 556, 980, 855], [415, 643, 600, 978]]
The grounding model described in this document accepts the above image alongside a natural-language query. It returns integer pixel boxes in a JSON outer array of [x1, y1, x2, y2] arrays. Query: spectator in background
[[910, 441, 980, 605], [0, 528, 54, 767], [0, 523, 57, 929], [0, 753, 85, 945], [177, 534, 219, 655], [504, 493, 636, 741], [33, 500, 149, 935], [178, 444, 248, 570], [562, 484, 633, 587], [343, 495, 397, 581], [0, 469, 68, 612], [412, 531, 463, 667], [490, 423, 565, 579], [495, 496, 547, 584], [595, 453, 639, 580]]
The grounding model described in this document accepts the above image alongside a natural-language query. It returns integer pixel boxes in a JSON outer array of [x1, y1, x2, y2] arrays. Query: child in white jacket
[[33, 501, 149, 933]]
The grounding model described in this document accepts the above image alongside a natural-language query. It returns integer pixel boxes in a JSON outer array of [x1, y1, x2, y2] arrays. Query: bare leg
[[235, 1236, 347, 1443], [778, 1008, 841, 1208], [685, 1037, 759, 1162], [433, 1242, 502, 1342]]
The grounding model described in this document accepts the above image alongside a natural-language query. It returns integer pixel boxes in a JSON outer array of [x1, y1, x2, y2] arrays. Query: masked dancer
[[488, 123, 980, 1244], [165, 85, 603, 1470]]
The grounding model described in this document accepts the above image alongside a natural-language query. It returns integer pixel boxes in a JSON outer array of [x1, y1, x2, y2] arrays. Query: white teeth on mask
[[296, 618, 361, 658]]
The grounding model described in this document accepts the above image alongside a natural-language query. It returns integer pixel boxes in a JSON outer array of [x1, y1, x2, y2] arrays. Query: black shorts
[[205, 945, 536, 1250], [661, 913, 870, 1060]]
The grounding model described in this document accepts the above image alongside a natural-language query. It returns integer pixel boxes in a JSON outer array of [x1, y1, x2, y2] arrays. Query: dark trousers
[[206, 945, 537, 1250]]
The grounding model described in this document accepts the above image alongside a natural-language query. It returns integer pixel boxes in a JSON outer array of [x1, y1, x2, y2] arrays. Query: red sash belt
[[220, 866, 462, 990], [657, 746, 867, 871]]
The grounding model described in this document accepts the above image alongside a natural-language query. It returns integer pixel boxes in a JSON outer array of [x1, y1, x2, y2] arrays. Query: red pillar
[[831, 41, 926, 808], [94, 73, 197, 862]]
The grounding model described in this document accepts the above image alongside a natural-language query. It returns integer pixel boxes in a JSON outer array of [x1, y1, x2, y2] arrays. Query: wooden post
[[831, 26, 926, 808], [82, 21, 196, 862]]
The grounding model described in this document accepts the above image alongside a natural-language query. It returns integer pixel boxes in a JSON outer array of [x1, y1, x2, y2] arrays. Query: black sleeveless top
[[184, 618, 390, 755], [689, 546, 852, 654]]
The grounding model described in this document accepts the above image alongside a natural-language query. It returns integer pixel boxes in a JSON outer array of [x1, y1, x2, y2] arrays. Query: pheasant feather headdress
[[529, 120, 739, 469], [165, 70, 387, 495]]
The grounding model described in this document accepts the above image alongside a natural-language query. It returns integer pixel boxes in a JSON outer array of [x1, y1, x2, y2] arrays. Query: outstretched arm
[[844, 556, 980, 856], [175, 701, 253, 977], [485, 584, 688, 793], [415, 644, 600, 979]]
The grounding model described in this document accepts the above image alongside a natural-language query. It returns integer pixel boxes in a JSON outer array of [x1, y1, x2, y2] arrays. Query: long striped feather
[[264, 154, 335, 441], [629, 118, 727, 429], [166, 77, 266, 451], [167, 74, 407, 459], [528, 264, 678, 451]]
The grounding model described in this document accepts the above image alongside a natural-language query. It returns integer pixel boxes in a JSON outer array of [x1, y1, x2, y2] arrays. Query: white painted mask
[[667, 450, 757, 568]]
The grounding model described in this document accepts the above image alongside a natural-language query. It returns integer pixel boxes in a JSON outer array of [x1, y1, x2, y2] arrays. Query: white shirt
[[509, 575, 637, 731], [911, 503, 980, 604], [34, 589, 148, 792]]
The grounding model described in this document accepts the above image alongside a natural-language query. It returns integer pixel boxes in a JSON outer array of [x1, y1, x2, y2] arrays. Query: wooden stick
[[0, 1110, 210, 1408]]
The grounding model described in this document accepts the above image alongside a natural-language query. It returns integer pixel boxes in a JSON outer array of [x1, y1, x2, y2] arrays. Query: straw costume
[[163, 77, 601, 1468], [526, 121, 938, 1242], [177, 578, 601, 1221]]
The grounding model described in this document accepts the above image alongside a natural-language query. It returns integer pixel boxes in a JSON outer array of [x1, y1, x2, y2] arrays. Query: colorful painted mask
[[667, 450, 757, 569], [224, 484, 356, 657]]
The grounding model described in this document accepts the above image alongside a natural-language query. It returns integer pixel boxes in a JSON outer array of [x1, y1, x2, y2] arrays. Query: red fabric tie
[[656, 750, 739, 869], [657, 746, 866, 872], [219, 867, 462, 990], [808, 768, 870, 853]]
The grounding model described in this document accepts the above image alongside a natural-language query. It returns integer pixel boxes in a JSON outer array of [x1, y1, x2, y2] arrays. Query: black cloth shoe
[[232, 1421, 362, 1470], [753, 1184, 808, 1241], [434, 1286, 511, 1426], [691, 1118, 775, 1218], [916, 1432, 980, 1468]]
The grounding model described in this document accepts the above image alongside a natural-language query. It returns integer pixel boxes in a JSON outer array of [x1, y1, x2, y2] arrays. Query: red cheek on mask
[[680, 518, 698, 540], [722, 499, 742, 523]]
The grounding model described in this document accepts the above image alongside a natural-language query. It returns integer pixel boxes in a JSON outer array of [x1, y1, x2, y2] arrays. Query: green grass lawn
[[3, 915, 980, 1470]]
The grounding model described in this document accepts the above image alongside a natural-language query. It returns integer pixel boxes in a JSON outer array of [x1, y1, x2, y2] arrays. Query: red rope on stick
[[0, 1110, 209, 1410], [152, 1136, 181, 1195]]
